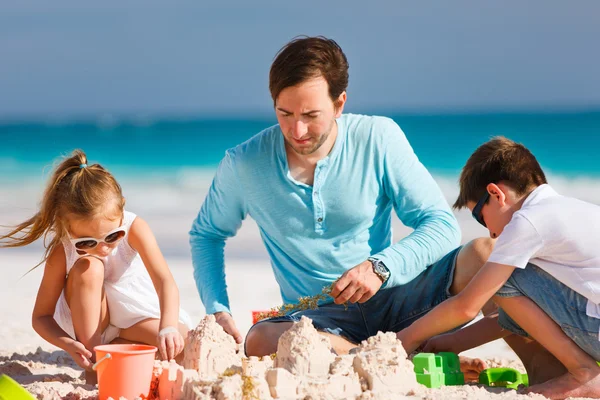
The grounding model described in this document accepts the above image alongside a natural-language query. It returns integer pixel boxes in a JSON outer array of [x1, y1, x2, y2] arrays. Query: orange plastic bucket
[[93, 344, 157, 400], [252, 310, 278, 324]]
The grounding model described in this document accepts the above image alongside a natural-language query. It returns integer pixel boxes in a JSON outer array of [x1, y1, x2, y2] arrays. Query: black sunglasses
[[472, 192, 490, 227]]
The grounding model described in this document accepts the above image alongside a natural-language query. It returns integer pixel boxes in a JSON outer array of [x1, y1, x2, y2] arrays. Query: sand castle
[[16, 315, 548, 399], [183, 315, 241, 379], [147, 314, 422, 400]]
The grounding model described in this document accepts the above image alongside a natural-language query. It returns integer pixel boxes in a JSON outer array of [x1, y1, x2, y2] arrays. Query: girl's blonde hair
[[0, 150, 125, 267]]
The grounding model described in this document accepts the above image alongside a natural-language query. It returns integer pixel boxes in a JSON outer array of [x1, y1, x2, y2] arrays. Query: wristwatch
[[367, 257, 390, 283]]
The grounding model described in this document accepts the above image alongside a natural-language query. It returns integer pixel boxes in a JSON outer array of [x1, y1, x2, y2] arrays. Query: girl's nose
[[97, 242, 111, 252]]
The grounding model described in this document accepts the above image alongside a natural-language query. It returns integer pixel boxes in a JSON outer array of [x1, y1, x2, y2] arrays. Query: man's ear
[[334, 91, 347, 118], [487, 183, 507, 207]]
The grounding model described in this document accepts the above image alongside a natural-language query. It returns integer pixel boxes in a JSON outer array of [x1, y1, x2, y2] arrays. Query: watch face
[[369, 258, 389, 281], [374, 261, 389, 278]]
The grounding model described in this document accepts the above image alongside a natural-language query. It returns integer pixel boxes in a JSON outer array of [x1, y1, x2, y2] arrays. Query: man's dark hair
[[269, 36, 349, 105], [454, 136, 548, 209]]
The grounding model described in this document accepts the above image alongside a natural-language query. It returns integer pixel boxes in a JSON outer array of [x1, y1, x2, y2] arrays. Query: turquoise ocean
[[1, 111, 599, 257]]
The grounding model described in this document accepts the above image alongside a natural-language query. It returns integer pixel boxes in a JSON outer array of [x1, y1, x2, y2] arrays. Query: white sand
[[0, 251, 578, 400]]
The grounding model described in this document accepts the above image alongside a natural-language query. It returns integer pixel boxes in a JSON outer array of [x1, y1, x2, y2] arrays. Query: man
[[190, 36, 492, 374]]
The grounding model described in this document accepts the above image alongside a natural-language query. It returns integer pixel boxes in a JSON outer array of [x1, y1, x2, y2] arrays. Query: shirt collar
[[522, 184, 558, 208]]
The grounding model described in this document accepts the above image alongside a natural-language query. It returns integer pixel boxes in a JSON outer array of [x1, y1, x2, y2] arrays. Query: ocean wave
[[1, 170, 599, 258]]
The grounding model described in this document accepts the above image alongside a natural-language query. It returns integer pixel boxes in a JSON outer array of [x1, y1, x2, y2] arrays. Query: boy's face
[[467, 183, 518, 239]]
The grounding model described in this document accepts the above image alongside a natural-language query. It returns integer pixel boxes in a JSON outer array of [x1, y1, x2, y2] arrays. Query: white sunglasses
[[69, 225, 128, 251]]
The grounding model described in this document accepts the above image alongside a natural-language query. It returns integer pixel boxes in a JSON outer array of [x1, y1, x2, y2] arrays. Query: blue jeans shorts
[[246, 246, 462, 350], [496, 263, 600, 361]]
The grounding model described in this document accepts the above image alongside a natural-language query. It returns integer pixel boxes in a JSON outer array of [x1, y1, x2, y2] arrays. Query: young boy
[[397, 136, 600, 399]]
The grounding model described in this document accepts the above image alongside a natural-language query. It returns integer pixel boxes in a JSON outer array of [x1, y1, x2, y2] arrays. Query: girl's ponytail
[[1, 150, 124, 268]]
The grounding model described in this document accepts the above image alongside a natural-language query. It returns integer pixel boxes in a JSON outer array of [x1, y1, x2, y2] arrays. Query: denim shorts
[[496, 263, 600, 361], [246, 246, 462, 349]]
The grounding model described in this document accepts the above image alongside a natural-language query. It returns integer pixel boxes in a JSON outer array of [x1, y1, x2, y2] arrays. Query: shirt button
[[314, 191, 319, 196], [317, 217, 323, 222]]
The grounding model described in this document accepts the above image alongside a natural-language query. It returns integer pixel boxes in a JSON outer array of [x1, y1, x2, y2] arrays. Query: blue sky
[[1, 1, 599, 119]]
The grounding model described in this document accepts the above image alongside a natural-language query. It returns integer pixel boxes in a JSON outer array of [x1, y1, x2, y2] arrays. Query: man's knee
[[452, 237, 495, 294], [464, 237, 495, 265], [245, 322, 290, 357]]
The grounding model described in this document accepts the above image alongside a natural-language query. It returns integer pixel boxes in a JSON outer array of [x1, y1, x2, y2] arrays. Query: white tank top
[[54, 210, 193, 335]]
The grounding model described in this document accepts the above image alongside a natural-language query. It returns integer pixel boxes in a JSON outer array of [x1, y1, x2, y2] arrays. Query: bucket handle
[[92, 353, 112, 371]]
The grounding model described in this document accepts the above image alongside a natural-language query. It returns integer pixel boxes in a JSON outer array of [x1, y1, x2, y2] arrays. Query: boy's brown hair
[[269, 36, 349, 106], [454, 136, 548, 209]]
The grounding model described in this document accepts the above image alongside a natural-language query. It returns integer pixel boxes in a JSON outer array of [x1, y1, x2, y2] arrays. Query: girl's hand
[[66, 340, 93, 371], [158, 327, 185, 361]]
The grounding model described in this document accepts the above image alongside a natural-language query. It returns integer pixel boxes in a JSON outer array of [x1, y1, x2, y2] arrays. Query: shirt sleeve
[[189, 151, 247, 315], [487, 213, 543, 269], [373, 119, 462, 287]]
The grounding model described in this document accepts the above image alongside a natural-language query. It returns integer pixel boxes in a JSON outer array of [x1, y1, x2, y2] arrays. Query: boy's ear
[[486, 183, 507, 207]]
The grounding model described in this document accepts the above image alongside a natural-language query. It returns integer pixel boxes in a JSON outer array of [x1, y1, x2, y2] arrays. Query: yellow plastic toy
[[0, 374, 36, 400]]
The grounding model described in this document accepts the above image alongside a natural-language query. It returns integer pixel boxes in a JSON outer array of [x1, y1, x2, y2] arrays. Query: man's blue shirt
[[190, 114, 461, 314]]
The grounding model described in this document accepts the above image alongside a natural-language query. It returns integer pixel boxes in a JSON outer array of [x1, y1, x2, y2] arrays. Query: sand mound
[[141, 316, 569, 400], [0, 317, 589, 399]]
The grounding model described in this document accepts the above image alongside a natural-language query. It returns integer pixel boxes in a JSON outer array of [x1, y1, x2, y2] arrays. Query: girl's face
[[68, 213, 125, 257]]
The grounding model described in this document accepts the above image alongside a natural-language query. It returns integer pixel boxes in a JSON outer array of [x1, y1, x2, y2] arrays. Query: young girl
[[0, 150, 193, 384]]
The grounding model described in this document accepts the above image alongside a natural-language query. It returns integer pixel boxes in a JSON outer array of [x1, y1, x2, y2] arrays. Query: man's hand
[[330, 260, 383, 304], [214, 312, 243, 344]]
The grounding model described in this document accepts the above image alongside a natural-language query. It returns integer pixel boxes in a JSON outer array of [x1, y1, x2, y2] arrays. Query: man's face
[[275, 76, 344, 156]]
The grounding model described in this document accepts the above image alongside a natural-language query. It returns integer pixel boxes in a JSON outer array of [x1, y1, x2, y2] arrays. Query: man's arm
[[375, 119, 461, 287], [330, 119, 460, 305], [189, 151, 247, 317]]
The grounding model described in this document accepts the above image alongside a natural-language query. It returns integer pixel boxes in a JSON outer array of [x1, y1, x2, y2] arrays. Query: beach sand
[[1, 252, 591, 399]]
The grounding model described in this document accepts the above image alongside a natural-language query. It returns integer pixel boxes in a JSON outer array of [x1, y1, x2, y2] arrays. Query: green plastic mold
[[478, 367, 529, 390], [413, 352, 465, 388]]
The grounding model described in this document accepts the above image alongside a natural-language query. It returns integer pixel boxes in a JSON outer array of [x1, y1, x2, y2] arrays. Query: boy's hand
[[396, 329, 421, 355], [459, 356, 488, 382], [422, 332, 461, 354], [66, 340, 93, 371], [331, 260, 383, 304], [215, 312, 243, 344], [158, 327, 185, 361]]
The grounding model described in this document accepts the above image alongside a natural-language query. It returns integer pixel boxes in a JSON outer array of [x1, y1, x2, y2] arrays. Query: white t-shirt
[[488, 184, 600, 322]]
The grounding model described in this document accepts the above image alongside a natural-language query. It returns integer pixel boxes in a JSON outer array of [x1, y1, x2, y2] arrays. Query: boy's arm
[[374, 119, 461, 287], [397, 261, 516, 353], [422, 312, 512, 354]]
